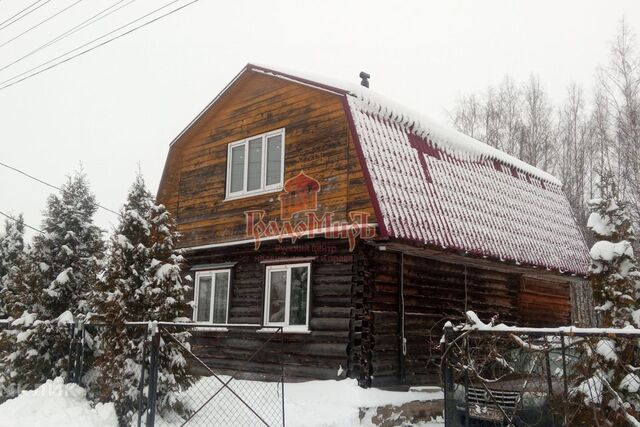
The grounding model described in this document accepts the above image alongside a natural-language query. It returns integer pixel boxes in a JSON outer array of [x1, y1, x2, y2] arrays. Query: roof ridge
[[250, 63, 560, 185]]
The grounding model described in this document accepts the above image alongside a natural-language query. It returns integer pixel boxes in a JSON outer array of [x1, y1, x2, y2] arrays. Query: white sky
[[1, 0, 639, 238]]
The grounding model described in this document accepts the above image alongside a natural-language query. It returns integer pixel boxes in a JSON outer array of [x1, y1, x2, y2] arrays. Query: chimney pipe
[[359, 71, 370, 88]]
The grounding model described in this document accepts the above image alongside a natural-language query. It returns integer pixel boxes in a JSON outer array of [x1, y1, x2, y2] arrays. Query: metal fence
[[67, 321, 286, 427], [441, 324, 640, 427]]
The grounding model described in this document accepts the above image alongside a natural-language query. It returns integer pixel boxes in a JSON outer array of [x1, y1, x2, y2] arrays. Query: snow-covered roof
[[172, 64, 591, 276], [250, 64, 590, 276], [249, 64, 590, 275]]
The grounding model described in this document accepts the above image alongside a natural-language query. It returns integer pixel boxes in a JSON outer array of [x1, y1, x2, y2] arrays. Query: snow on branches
[[88, 173, 192, 423], [587, 174, 640, 329]]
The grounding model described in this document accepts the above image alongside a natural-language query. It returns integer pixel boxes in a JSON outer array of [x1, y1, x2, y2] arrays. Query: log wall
[[357, 245, 577, 388], [182, 239, 582, 387], [185, 239, 356, 381]]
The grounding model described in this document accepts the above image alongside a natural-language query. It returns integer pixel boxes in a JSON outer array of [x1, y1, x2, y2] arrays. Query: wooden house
[[157, 64, 592, 387]]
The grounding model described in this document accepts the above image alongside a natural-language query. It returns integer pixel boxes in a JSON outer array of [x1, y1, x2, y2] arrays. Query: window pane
[[196, 276, 212, 322], [212, 272, 229, 323], [266, 134, 282, 186], [247, 138, 263, 191], [289, 266, 309, 326], [230, 145, 245, 193], [268, 270, 287, 323]]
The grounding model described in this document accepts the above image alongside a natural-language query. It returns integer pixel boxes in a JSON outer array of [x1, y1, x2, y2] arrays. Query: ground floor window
[[194, 269, 230, 323], [264, 263, 310, 330]]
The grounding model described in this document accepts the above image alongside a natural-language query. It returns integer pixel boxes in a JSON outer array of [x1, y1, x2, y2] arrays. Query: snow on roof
[[250, 64, 590, 275], [249, 63, 560, 185]]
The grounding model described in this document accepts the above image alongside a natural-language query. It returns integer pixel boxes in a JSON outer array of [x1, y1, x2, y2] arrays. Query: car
[[451, 347, 579, 427]]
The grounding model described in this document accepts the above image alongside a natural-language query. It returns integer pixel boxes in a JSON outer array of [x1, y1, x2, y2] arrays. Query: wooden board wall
[[519, 277, 571, 327], [157, 71, 374, 249]]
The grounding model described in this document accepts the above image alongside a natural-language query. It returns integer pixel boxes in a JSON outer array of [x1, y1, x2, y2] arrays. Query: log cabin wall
[[184, 239, 358, 381], [157, 71, 375, 249], [357, 245, 577, 388]]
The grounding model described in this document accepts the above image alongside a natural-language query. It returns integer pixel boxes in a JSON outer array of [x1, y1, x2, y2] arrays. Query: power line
[[0, 160, 120, 216], [0, 1, 42, 27], [0, 0, 51, 32], [0, 0, 199, 91], [0, 0, 84, 49], [0, 0, 134, 75], [0, 210, 44, 234]]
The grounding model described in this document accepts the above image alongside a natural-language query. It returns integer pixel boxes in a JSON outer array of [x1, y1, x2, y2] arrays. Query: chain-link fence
[[66, 322, 285, 427], [441, 323, 640, 427]]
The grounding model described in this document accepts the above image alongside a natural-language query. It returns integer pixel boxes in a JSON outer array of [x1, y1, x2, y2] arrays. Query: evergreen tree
[[34, 171, 104, 317], [142, 202, 193, 419], [571, 172, 640, 424], [1, 171, 104, 399], [0, 215, 25, 319], [587, 173, 639, 328], [90, 173, 192, 423]]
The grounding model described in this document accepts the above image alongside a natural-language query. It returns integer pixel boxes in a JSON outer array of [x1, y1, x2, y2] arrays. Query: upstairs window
[[194, 270, 231, 324], [226, 129, 285, 199], [264, 263, 311, 331]]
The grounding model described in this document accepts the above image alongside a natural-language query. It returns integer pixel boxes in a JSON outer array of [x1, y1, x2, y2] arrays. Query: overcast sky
[[1, 0, 639, 238]]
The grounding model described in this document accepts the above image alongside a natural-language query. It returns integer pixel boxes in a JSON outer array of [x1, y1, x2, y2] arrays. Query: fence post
[[443, 322, 456, 427], [67, 323, 76, 383], [280, 327, 286, 427], [560, 331, 568, 425], [137, 327, 149, 427], [73, 320, 85, 384], [146, 323, 160, 427], [544, 351, 555, 427]]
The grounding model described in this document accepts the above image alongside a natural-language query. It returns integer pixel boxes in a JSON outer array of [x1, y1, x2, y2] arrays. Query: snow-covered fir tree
[[0, 214, 25, 319], [90, 173, 192, 423], [1, 171, 104, 399], [34, 171, 104, 317], [572, 172, 640, 425], [0, 214, 27, 400], [587, 173, 640, 328]]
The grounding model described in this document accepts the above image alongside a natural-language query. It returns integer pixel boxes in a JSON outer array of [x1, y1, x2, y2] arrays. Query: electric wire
[[0, 0, 43, 27], [0, 0, 133, 75], [0, 0, 84, 49], [0, 0, 51, 33], [0, 210, 44, 234], [0, 160, 120, 216], [0, 0, 198, 90]]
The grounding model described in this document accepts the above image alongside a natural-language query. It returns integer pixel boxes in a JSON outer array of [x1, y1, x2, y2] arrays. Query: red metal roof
[[345, 100, 590, 276]]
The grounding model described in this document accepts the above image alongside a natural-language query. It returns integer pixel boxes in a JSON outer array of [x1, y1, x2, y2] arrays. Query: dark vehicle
[[452, 347, 579, 427]]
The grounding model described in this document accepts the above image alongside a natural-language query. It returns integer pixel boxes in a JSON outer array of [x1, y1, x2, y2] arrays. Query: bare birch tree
[[598, 17, 640, 225]]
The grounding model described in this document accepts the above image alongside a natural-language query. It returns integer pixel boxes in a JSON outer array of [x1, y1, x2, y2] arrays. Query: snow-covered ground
[[0, 377, 444, 427], [0, 378, 117, 427]]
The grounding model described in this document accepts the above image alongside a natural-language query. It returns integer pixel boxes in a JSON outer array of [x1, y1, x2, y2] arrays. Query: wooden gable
[[157, 69, 376, 248]]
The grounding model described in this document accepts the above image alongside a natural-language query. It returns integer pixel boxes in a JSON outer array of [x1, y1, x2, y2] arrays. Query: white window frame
[[263, 262, 311, 332], [226, 128, 285, 200], [193, 269, 231, 324]]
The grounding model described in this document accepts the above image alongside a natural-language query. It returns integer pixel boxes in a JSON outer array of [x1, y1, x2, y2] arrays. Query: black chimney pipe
[[359, 71, 370, 88]]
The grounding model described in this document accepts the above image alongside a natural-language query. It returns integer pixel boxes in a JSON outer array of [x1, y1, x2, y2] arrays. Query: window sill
[[257, 327, 311, 334], [224, 186, 283, 202], [190, 325, 230, 332]]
